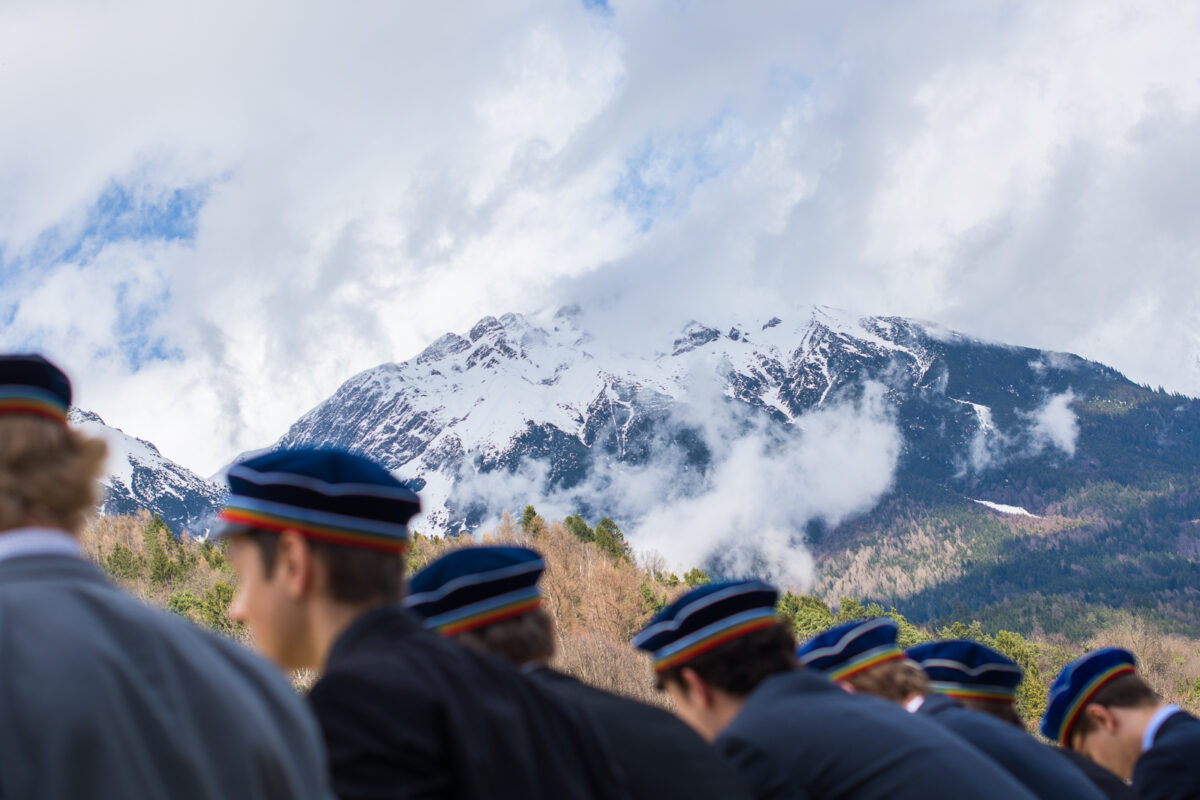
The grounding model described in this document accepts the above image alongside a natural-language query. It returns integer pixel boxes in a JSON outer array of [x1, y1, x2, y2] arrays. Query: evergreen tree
[[778, 592, 836, 639], [564, 514, 594, 543], [594, 517, 632, 562], [520, 505, 539, 532]]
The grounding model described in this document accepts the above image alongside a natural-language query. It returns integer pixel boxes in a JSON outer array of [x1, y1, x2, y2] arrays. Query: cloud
[[454, 377, 902, 590], [1026, 391, 1080, 458], [1, 0, 1199, 477], [960, 389, 1080, 474]]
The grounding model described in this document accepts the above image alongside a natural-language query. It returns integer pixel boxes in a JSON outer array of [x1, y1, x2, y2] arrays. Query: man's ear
[[1083, 703, 1118, 733], [680, 666, 714, 709], [275, 530, 315, 600]]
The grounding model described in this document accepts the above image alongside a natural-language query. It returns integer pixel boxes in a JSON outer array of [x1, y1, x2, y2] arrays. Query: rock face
[[70, 409, 224, 535], [273, 305, 1194, 536]]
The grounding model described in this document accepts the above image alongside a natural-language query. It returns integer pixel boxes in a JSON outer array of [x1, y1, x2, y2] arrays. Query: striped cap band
[[825, 645, 906, 681], [425, 587, 543, 636], [0, 387, 68, 424], [220, 502, 409, 553], [652, 608, 779, 672], [930, 682, 1017, 703]]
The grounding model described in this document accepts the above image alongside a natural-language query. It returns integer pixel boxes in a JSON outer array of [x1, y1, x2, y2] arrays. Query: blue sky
[[1, 0, 1198, 475]]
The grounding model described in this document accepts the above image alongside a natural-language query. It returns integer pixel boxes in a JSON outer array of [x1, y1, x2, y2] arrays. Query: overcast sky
[[2, 0, 1198, 475]]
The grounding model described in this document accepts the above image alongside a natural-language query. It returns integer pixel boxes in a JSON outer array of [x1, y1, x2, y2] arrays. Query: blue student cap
[[796, 618, 905, 681], [218, 448, 420, 552], [1042, 648, 1138, 745], [632, 580, 779, 673], [907, 640, 1023, 704], [0, 354, 71, 425], [406, 545, 546, 635]]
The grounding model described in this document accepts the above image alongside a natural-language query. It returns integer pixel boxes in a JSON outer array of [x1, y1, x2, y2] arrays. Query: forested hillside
[[82, 511, 1200, 728]]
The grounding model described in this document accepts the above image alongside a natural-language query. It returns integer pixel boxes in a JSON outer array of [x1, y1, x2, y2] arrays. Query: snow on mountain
[[70, 409, 224, 535], [972, 499, 1039, 517], [271, 303, 1106, 582]]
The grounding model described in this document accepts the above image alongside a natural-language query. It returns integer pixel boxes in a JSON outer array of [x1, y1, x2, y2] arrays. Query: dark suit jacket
[[917, 693, 1105, 800], [713, 670, 1039, 800], [1133, 710, 1200, 800], [0, 553, 333, 800], [529, 666, 753, 800], [1057, 748, 1138, 800], [308, 606, 629, 800]]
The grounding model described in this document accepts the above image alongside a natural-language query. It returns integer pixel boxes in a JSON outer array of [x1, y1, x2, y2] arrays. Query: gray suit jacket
[[0, 553, 334, 800]]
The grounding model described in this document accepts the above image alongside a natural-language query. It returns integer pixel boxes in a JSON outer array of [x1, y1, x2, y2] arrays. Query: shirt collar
[[905, 694, 926, 713], [0, 527, 82, 564], [1143, 704, 1182, 752]]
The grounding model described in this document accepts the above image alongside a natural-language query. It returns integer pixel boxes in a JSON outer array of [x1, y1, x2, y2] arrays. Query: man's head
[[0, 355, 106, 535], [1043, 648, 1161, 779], [797, 618, 927, 702], [218, 449, 420, 671], [908, 640, 1025, 726], [632, 580, 793, 740], [406, 545, 553, 664]]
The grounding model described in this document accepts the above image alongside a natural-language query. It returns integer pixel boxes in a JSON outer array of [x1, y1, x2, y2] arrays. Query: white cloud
[[455, 378, 901, 591], [1, 0, 1198, 476], [1027, 391, 1080, 458]]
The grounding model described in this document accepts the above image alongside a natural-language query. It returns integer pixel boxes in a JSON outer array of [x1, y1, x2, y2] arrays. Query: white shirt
[[0, 527, 82, 563], [905, 695, 926, 713], [1142, 704, 1182, 752]]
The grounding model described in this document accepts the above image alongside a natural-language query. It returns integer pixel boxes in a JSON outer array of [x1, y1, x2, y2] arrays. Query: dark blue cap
[[1042, 648, 1138, 745], [219, 448, 420, 552], [797, 618, 905, 680], [631, 580, 779, 672], [907, 641, 1023, 703], [406, 546, 545, 635], [0, 354, 71, 424]]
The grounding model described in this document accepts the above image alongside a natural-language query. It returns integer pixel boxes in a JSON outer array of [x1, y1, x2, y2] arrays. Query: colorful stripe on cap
[[217, 449, 420, 553], [406, 546, 545, 635], [907, 641, 1023, 703], [797, 618, 905, 681], [0, 386, 69, 423], [1042, 647, 1138, 745], [0, 355, 72, 425], [632, 581, 779, 672]]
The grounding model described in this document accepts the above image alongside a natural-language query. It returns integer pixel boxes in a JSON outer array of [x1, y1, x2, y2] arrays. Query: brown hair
[[1068, 673, 1160, 741], [958, 698, 1025, 727], [244, 528, 407, 605], [0, 417, 107, 534], [844, 659, 931, 703], [656, 621, 797, 697], [454, 608, 557, 665]]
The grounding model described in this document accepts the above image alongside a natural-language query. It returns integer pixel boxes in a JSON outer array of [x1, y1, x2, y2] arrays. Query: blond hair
[[845, 658, 932, 703], [0, 417, 107, 534]]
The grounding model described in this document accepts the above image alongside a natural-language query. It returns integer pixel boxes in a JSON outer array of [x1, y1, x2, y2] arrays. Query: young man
[[0, 354, 333, 800], [405, 544, 754, 800], [631, 581, 1039, 800], [1044, 647, 1200, 800], [797, 620, 1104, 800], [219, 450, 628, 800], [908, 640, 1136, 800]]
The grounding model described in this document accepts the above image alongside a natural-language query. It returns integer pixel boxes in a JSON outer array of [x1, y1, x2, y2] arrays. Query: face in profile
[[1070, 707, 1142, 780], [227, 533, 312, 671]]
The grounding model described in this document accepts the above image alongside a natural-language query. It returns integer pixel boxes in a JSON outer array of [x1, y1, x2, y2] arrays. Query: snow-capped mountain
[[273, 305, 1141, 539], [70, 409, 223, 535]]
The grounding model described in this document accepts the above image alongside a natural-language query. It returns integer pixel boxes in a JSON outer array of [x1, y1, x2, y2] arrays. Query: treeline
[[81, 510, 1200, 725]]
